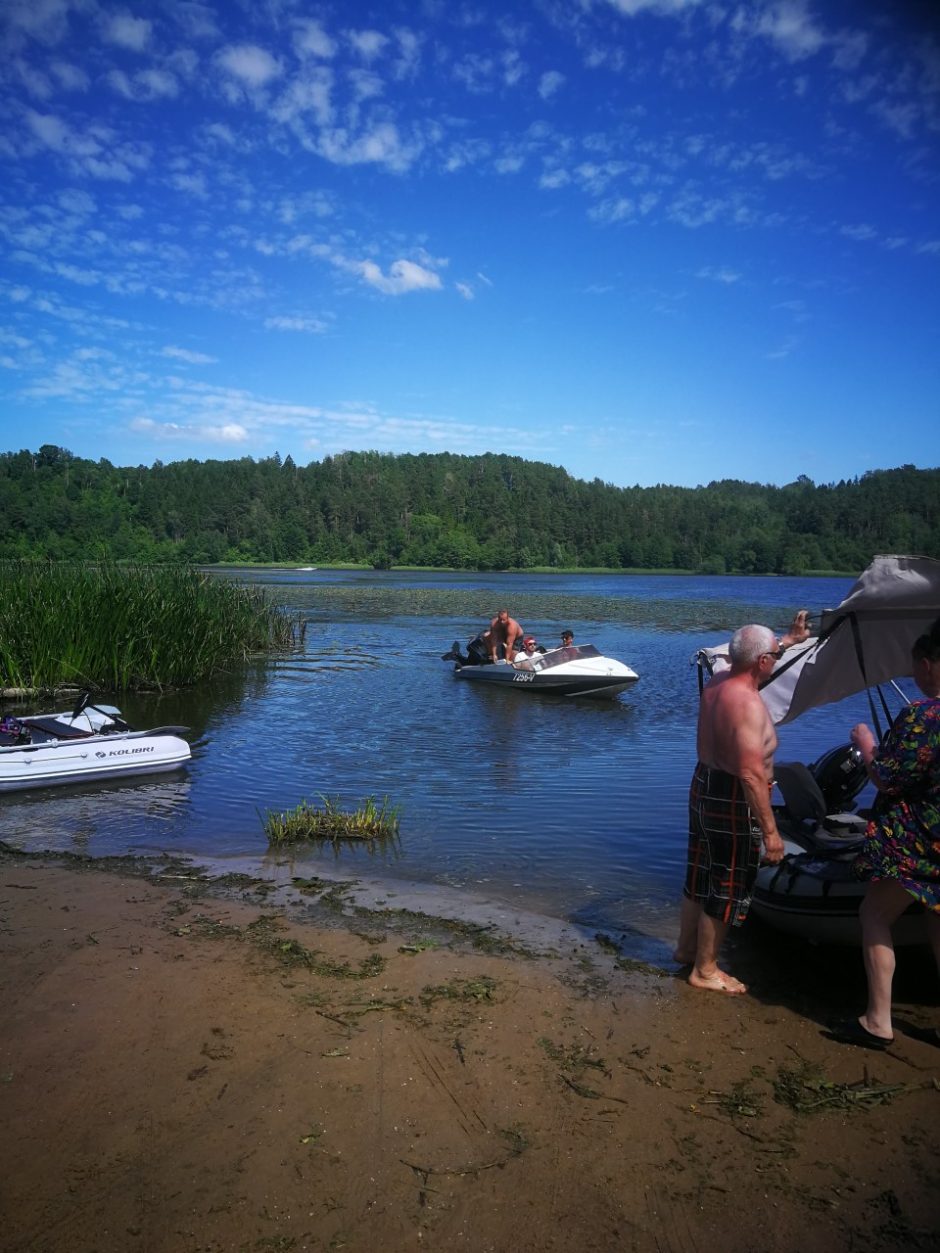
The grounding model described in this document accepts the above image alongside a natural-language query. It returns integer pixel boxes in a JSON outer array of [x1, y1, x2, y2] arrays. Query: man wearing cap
[[513, 635, 546, 668]]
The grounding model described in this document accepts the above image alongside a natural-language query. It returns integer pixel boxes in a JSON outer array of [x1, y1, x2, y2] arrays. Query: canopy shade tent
[[698, 555, 940, 726]]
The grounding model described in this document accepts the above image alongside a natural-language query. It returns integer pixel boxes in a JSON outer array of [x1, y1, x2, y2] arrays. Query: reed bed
[[0, 561, 303, 693], [263, 795, 401, 845]]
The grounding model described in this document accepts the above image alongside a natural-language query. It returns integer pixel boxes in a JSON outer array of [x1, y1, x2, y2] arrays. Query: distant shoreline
[[208, 562, 858, 577]]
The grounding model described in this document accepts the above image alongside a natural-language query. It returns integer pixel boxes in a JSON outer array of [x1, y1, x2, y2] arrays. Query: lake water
[[5, 569, 896, 958]]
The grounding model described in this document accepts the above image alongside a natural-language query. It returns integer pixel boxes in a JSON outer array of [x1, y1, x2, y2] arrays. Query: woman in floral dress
[[831, 620, 940, 1050]]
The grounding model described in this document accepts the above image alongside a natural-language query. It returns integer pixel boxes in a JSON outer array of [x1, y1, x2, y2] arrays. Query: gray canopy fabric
[[760, 554, 940, 725]]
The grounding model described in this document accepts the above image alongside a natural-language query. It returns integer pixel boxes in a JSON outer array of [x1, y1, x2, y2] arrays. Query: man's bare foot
[[672, 949, 695, 966], [687, 968, 747, 995]]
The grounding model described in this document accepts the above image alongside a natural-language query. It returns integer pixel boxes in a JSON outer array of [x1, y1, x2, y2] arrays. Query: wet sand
[[2, 850, 938, 1253]]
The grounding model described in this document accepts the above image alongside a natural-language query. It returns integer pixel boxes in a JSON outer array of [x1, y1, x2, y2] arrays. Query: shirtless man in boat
[[675, 610, 810, 995], [484, 609, 525, 663]]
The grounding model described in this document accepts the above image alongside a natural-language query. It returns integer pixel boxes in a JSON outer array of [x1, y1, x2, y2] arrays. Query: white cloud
[[502, 49, 525, 87], [347, 29, 388, 62], [137, 69, 179, 99], [393, 27, 421, 80], [265, 315, 329, 333], [294, 18, 336, 59], [831, 29, 868, 72], [841, 222, 877, 241], [765, 336, 800, 360], [169, 171, 209, 199], [12, 57, 55, 99], [348, 68, 384, 103], [162, 346, 217, 365], [355, 258, 443, 295], [317, 121, 420, 172], [494, 154, 524, 174], [3, 0, 73, 46], [203, 122, 238, 146], [50, 61, 90, 91], [695, 266, 741, 284], [26, 109, 69, 151], [217, 44, 282, 89], [24, 110, 148, 181], [456, 282, 474, 300], [604, 0, 702, 14], [312, 245, 446, 295], [540, 168, 570, 190], [272, 68, 334, 128], [169, 3, 219, 42], [107, 68, 179, 102], [589, 197, 636, 224], [756, 2, 826, 62], [103, 13, 152, 53], [131, 416, 249, 443], [869, 98, 919, 139], [58, 188, 96, 215], [538, 71, 565, 100]]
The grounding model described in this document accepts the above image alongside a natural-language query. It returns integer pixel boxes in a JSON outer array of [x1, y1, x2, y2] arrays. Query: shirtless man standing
[[675, 611, 810, 994], [485, 609, 524, 663]]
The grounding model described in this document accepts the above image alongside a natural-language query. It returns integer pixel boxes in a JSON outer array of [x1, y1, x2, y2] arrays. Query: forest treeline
[[1, 445, 937, 574]]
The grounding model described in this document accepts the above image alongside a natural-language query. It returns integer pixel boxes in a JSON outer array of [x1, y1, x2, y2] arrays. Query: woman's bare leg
[[858, 879, 914, 1040]]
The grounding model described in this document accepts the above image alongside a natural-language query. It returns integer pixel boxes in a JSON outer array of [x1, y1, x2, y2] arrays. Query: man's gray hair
[[729, 623, 776, 667]]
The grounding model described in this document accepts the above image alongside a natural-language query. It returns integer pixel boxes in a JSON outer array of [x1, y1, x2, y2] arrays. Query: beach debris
[[773, 1060, 909, 1113], [420, 976, 498, 1008]]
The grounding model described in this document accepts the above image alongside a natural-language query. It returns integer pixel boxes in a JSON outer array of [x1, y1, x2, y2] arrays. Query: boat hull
[[453, 665, 638, 698], [751, 840, 927, 947], [0, 732, 191, 792]]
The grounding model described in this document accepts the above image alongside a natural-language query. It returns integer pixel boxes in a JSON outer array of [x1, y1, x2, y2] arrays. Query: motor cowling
[[809, 743, 867, 812]]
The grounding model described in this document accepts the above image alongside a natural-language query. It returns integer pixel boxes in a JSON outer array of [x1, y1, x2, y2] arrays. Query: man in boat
[[675, 611, 810, 995], [513, 635, 546, 668], [484, 609, 525, 663], [556, 629, 576, 657]]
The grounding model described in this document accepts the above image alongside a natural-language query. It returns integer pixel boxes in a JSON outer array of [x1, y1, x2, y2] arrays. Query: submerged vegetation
[[262, 795, 401, 846], [0, 560, 302, 693]]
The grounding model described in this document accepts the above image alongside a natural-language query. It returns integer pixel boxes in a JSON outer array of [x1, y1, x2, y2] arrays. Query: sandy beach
[[2, 847, 938, 1253]]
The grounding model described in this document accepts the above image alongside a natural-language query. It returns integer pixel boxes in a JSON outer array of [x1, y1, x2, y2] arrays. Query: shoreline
[[2, 849, 938, 1252]]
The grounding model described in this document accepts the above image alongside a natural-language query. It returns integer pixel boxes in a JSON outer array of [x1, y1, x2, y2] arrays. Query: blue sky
[[1, 0, 938, 489]]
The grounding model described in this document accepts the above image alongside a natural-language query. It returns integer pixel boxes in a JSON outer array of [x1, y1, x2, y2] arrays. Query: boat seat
[[24, 716, 94, 739], [774, 761, 826, 829]]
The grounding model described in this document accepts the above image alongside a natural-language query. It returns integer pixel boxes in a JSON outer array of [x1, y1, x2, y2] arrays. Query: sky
[[1, 0, 938, 490]]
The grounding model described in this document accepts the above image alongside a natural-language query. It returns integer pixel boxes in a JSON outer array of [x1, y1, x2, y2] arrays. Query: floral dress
[[856, 697, 940, 910]]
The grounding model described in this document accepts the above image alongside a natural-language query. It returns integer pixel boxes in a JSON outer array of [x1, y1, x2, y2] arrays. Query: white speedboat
[[695, 554, 940, 946], [0, 694, 191, 792], [445, 643, 639, 699]]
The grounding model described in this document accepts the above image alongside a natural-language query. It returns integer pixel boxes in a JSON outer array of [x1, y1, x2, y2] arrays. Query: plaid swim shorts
[[684, 761, 762, 928]]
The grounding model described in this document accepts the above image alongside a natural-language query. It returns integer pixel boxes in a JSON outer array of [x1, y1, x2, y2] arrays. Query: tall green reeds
[[0, 561, 303, 693]]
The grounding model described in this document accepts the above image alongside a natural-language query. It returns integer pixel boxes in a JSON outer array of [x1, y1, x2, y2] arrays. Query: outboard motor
[[809, 744, 867, 813]]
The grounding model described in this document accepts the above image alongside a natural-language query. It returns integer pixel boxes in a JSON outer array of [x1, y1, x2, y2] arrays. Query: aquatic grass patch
[[262, 795, 401, 846], [0, 560, 303, 692]]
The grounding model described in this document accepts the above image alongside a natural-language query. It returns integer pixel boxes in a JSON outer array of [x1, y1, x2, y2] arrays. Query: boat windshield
[[529, 644, 601, 672]]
